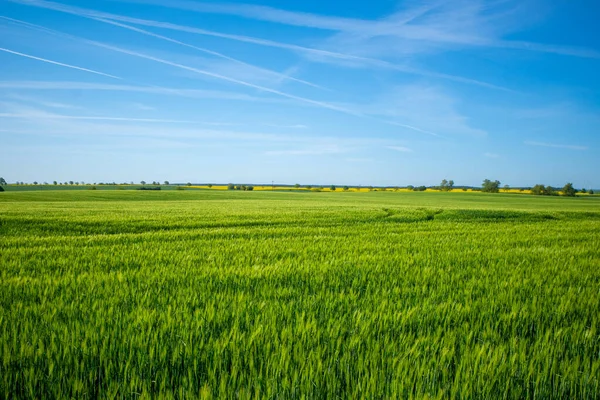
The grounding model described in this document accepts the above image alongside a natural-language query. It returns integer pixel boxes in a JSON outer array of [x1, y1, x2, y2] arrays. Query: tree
[[406, 185, 414, 191], [545, 186, 557, 196], [208, 184, 213, 188], [140, 181, 146, 185], [187, 182, 192, 187], [0, 186, 4, 192], [306, 185, 312, 190], [164, 181, 170, 185], [531, 184, 545, 195], [482, 179, 501, 193], [69, 181, 74, 185], [227, 183, 234, 190], [53, 181, 58, 185], [590, 190, 595, 195], [247, 186, 254, 191], [33, 181, 38, 185], [343, 186, 349, 191], [531, 184, 557, 196], [562, 183, 577, 197], [0, 177, 6, 186], [503, 185, 510, 192], [294, 183, 300, 189], [581, 188, 587, 193], [330, 185, 336, 191], [439, 179, 454, 192]]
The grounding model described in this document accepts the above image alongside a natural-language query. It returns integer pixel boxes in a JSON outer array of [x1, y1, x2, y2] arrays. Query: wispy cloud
[[0, 81, 286, 103], [265, 145, 346, 156], [130, 103, 155, 111], [263, 123, 308, 129], [387, 146, 413, 152], [352, 84, 486, 138], [118, 0, 600, 59], [7, 0, 510, 90], [525, 141, 588, 151], [4, 93, 80, 109], [0, 47, 121, 79], [0, 111, 239, 125], [5, 19, 441, 135], [89, 17, 325, 90]]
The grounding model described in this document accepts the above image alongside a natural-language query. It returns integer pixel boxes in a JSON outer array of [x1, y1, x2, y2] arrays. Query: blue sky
[[1, 0, 599, 187]]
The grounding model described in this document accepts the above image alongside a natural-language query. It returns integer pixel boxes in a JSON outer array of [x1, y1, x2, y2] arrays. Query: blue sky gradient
[[1, 0, 599, 187]]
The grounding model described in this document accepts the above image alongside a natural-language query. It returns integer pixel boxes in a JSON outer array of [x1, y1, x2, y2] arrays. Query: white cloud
[[355, 84, 487, 137], [6, 0, 510, 90], [525, 141, 588, 151], [387, 146, 413, 152]]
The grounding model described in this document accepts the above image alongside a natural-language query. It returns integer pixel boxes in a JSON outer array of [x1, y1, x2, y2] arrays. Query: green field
[[1, 190, 599, 398]]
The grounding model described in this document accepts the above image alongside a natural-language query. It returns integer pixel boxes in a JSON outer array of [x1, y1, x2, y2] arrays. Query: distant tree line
[[227, 184, 254, 191], [1, 176, 595, 196]]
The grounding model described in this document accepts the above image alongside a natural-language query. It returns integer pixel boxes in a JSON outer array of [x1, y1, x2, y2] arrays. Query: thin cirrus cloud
[[1, 15, 324, 90], [7, 0, 512, 91], [0, 112, 238, 124], [0, 81, 289, 103], [524, 141, 588, 151], [3, 16, 439, 136], [387, 146, 413, 152], [117, 0, 600, 59]]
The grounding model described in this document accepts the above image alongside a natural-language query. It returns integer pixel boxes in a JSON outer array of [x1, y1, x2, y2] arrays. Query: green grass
[[1, 190, 599, 398]]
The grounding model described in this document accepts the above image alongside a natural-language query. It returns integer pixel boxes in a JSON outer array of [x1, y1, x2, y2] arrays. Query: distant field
[[1, 190, 599, 398]]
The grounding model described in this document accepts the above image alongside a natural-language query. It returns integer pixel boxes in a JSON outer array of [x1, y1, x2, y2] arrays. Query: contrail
[[7, 0, 510, 91], [0, 47, 122, 80], [92, 17, 327, 91], [1, 12, 439, 136], [0, 113, 230, 124]]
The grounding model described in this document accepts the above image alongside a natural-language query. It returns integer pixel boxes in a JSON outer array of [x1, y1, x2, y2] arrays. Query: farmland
[[1, 190, 599, 398]]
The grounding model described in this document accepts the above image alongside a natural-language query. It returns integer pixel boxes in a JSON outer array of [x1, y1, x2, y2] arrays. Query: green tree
[[33, 181, 38, 185], [531, 184, 545, 195], [343, 186, 349, 191], [330, 185, 336, 191], [53, 181, 58, 185], [503, 185, 510, 192], [247, 186, 254, 191], [406, 185, 414, 191], [306, 185, 312, 190], [140, 181, 146, 185], [589, 189, 595, 195], [0, 177, 6, 186], [208, 184, 213, 188], [0, 186, 4, 192], [562, 183, 577, 197], [581, 188, 587, 193], [545, 186, 556, 196], [227, 183, 234, 190], [439, 179, 454, 192], [69, 181, 74, 185], [294, 183, 300, 189], [482, 179, 501, 193], [164, 181, 170, 185], [187, 182, 192, 187]]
